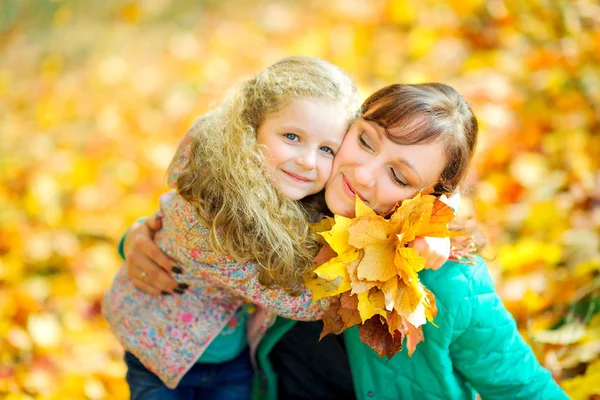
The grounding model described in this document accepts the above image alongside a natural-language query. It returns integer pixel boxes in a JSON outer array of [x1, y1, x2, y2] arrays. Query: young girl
[[103, 56, 360, 398], [124, 83, 567, 399]]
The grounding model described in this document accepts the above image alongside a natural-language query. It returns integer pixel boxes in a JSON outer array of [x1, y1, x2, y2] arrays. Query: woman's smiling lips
[[281, 169, 312, 183], [342, 175, 367, 202]]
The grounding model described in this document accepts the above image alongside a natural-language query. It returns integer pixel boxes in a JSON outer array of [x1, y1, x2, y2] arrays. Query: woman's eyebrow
[[363, 119, 385, 141]]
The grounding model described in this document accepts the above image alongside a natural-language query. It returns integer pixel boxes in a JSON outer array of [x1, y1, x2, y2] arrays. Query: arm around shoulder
[[211, 261, 332, 321], [449, 257, 568, 400]]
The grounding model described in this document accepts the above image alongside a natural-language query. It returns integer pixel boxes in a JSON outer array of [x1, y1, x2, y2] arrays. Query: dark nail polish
[[174, 288, 185, 294], [178, 283, 189, 290], [172, 266, 183, 274], [161, 291, 171, 296]]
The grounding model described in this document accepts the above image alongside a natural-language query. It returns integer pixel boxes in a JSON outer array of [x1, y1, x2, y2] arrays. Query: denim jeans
[[124, 350, 253, 400]]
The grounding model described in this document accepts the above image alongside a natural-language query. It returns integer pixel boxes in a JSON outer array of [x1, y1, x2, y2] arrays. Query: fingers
[[130, 275, 163, 296], [127, 248, 182, 295], [427, 253, 445, 271], [145, 214, 163, 232], [414, 241, 434, 269], [136, 234, 178, 276], [408, 237, 429, 257], [408, 237, 450, 270], [123, 213, 188, 296], [122, 219, 152, 259], [428, 237, 451, 270]]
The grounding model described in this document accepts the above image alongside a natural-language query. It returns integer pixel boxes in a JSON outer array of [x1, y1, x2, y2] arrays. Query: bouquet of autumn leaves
[[305, 191, 461, 359]]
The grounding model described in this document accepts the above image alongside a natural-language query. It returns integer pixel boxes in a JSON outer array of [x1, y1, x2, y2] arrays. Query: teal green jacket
[[254, 257, 568, 399]]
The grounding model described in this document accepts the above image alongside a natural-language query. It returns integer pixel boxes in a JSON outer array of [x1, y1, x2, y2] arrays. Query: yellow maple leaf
[[380, 276, 399, 311], [357, 289, 387, 323], [394, 280, 427, 328], [416, 198, 455, 237], [348, 257, 378, 295], [357, 243, 397, 282], [313, 252, 357, 281], [305, 276, 348, 302], [306, 251, 358, 301], [347, 215, 393, 247], [390, 192, 432, 223], [320, 214, 354, 255], [355, 195, 376, 217], [423, 287, 438, 326], [310, 217, 335, 245], [395, 246, 425, 283]]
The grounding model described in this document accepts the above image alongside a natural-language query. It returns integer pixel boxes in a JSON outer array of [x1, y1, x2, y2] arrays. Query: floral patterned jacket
[[102, 134, 328, 389]]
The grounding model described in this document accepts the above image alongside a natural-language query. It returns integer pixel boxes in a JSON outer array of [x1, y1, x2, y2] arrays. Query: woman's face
[[325, 117, 448, 217]]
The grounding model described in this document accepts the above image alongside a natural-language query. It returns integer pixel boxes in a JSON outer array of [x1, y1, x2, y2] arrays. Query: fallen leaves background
[[1, 0, 599, 398]]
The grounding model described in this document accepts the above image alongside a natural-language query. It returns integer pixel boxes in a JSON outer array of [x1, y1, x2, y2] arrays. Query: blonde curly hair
[[170, 56, 359, 294]]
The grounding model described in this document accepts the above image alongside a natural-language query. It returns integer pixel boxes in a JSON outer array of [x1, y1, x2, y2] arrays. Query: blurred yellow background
[[1, 0, 599, 398]]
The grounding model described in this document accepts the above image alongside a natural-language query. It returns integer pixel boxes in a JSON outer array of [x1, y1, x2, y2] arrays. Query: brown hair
[[361, 83, 478, 194], [171, 56, 359, 294]]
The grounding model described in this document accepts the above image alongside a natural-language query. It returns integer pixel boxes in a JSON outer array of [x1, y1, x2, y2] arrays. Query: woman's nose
[[354, 166, 375, 188]]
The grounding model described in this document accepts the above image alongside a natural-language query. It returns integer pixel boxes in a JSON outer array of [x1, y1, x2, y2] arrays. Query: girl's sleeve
[[449, 259, 568, 400], [167, 131, 194, 187], [161, 190, 331, 322], [209, 262, 332, 322]]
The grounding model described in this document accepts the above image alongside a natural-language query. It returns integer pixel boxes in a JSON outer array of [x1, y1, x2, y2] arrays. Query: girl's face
[[257, 98, 349, 200], [325, 118, 448, 217]]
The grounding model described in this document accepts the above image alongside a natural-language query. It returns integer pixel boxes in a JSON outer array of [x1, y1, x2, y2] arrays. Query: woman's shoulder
[[420, 256, 498, 337], [420, 256, 494, 305]]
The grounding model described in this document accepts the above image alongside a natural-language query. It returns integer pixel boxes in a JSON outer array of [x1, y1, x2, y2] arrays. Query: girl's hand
[[409, 236, 450, 270], [124, 215, 185, 295]]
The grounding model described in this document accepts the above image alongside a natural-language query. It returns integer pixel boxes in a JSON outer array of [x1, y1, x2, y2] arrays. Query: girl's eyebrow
[[279, 124, 305, 133], [324, 138, 342, 149]]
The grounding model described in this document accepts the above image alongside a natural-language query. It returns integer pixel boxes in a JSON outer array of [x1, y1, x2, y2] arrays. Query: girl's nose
[[354, 166, 375, 188], [296, 152, 316, 170]]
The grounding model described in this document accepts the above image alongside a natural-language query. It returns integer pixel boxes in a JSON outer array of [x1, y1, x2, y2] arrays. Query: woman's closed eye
[[390, 168, 408, 187], [358, 133, 374, 151], [284, 133, 299, 141]]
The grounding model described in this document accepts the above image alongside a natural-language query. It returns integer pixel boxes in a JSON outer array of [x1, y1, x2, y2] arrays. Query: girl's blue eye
[[320, 146, 334, 155], [284, 133, 299, 141], [390, 168, 408, 187]]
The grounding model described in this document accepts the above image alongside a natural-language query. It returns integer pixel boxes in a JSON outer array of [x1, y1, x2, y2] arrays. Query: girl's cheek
[[320, 158, 333, 174]]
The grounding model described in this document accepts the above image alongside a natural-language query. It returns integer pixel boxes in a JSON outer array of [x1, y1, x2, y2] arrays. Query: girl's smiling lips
[[281, 169, 312, 183], [342, 175, 367, 202]]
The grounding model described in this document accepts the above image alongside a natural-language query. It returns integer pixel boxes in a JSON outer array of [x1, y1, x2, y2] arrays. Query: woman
[[116, 84, 567, 399]]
